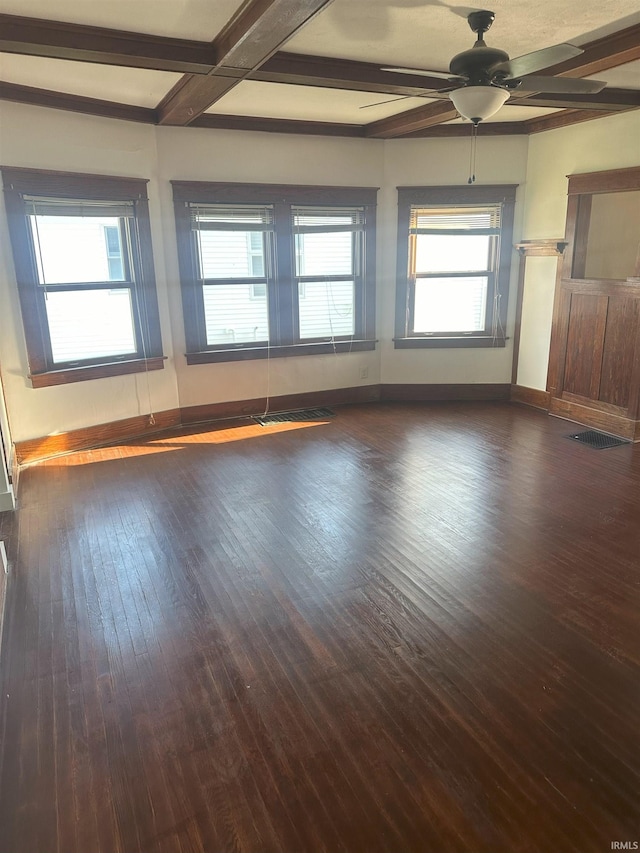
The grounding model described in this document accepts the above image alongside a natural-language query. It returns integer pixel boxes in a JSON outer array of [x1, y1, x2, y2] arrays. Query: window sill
[[394, 336, 507, 349], [29, 356, 166, 388], [186, 339, 377, 364]]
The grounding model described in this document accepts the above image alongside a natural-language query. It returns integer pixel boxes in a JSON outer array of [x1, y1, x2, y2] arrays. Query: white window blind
[[29, 215, 129, 286], [23, 197, 140, 363], [24, 196, 135, 219], [292, 206, 362, 340], [410, 204, 501, 335], [45, 289, 136, 363], [410, 206, 501, 232], [190, 204, 273, 346]]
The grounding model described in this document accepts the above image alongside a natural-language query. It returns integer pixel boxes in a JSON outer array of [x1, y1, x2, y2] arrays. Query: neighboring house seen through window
[[395, 185, 516, 348], [1, 168, 165, 387], [172, 182, 377, 363]]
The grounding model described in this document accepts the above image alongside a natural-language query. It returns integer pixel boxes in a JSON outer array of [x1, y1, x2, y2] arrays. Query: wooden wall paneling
[[546, 286, 572, 398], [547, 167, 640, 437], [559, 392, 627, 417], [562, 293, 608, 399], [510, 385, 551, 410], [625, 306, 640, 421], [571, 195, 592, 280], [598, 297, 640, 409], [547, 396, 637, 439]]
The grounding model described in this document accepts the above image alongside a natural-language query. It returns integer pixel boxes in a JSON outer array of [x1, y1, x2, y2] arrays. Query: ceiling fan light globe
[[449, 85, 510, 123]]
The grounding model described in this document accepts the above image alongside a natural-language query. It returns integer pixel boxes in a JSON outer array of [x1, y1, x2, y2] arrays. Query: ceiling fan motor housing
[[449, 45, 510, 84]]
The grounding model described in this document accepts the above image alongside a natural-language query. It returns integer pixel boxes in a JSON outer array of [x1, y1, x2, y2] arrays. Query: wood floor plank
[[0, 402, 638, 853]]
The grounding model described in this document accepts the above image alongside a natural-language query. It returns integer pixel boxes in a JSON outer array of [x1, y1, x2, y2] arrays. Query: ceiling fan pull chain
[[468, 122, 478, 184]]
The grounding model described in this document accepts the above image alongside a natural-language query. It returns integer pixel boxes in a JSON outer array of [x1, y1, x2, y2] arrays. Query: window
[[294, 206, 362, 340], [395, 185, 516, 348], [172, 182, 377, 363], [1, 168, 164, 387], [103, 224, 125, 280]]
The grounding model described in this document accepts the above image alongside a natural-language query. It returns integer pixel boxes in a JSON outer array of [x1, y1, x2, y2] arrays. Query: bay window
[[172, 182, 377, 363]]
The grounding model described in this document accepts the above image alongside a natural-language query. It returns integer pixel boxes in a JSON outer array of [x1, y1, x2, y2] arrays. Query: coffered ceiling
[[0, 0, 638, 138]]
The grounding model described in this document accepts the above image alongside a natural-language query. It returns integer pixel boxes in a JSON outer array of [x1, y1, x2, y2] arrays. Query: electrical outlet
[[359, 367, 369, 380]]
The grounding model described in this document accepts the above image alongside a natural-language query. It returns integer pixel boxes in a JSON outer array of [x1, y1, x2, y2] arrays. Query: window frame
[[394, 184, 517, 349], [1, 167, 165, 387], [171, 182, 378, 364], [292, 205, 364, 343]]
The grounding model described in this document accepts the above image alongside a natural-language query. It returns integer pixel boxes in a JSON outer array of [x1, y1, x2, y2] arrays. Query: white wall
[[154, 125, 385, 410], [380, 135, 529, 384], [0, 103, 385, 441], [1, 99, 636, 444], [0, 373, 14, 510], [516, 110, 640, 391], [0, 103, 180, 442]]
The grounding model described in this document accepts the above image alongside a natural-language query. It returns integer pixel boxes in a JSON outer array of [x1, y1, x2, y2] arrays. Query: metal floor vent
[[567, 430, 630, 449], [254, 407, 335, 426]]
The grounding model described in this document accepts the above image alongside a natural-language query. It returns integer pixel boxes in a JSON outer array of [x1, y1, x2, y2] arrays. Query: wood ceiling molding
[[157, 0, 338, 125], [0, 8, 637, 137], [0, 14, 216, 74], [254, 52, 451, 96], [401, 123, 527, 138], [192, 112, 365, 136], [549, 23, 640, 78], [523, 108, 622, 134], [364, 100, 458, 138], [0, 81, 157, 124]]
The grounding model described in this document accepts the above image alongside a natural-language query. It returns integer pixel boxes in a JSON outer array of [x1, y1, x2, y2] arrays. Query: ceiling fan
[[371, 10, 607, 123]]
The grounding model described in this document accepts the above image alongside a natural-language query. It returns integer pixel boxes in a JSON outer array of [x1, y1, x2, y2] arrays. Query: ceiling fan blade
[[381, 66, 464, 82], [513, 75, 607, 94], [359, 95, 414, 109], [493, 43, 583, 78], [360, 92, 446, 109]]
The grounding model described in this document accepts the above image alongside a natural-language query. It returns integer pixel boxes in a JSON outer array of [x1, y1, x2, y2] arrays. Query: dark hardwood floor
[[0, 402, 638, 853]]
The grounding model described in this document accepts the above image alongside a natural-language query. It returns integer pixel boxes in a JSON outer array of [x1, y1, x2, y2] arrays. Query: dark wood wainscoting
[[548, 284, 640, 440], [510, 384, 552, 410], [547, 167, 640, 441]]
